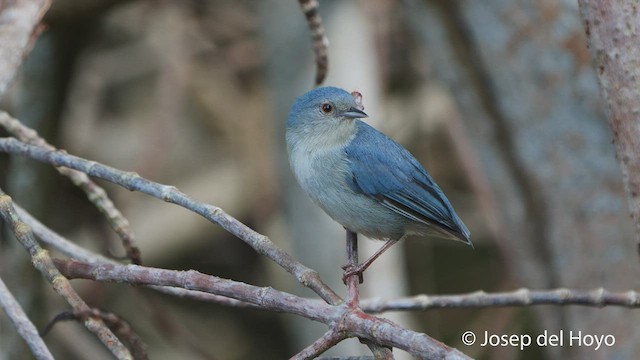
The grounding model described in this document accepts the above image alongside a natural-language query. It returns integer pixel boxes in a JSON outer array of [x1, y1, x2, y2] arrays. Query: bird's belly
[[292, 151, 407, 240], [321, 193, 408, 240]]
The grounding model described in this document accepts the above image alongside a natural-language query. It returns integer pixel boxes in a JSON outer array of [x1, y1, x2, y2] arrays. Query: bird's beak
[[340, 108, 368, 119]]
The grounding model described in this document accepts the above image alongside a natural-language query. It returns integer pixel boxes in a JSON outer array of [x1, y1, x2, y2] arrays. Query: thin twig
[[361, 339, 394, 360], [15, 204, 114, 264], [42, 309, 148, 360], [0, 190, 133, 360], [290, 329, 346, 360], [0, 111, 141, 264], [361, 288, 640, 313], [0, 137, 342, 305], [0, 276, 54, 360], [298, 0, 329, 86]]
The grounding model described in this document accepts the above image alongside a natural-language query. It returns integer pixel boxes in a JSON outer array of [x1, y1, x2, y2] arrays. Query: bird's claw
[[341, 263, 364, 284]]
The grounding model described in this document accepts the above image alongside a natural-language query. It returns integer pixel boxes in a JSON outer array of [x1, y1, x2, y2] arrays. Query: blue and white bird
[[286, 86, 471, 276]]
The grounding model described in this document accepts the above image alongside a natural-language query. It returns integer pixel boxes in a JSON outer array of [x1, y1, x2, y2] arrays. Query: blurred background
[[0, 0, 638, 359]]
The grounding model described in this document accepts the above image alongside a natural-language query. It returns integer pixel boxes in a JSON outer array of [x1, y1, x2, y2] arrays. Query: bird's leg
[[342, 237, 401, 284], [343, 229, 361, 306]]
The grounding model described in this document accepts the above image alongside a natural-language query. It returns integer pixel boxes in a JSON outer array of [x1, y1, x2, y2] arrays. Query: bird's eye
[[320, 103, 333, 114]]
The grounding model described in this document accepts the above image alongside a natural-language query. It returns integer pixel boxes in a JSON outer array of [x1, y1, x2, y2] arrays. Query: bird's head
[[287, 87, 368, 130]]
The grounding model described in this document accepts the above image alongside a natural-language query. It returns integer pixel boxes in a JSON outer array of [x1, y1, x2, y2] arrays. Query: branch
[[0, 111, 141, 264], [14, 203, 114, 264], [0, 137, 342, 305], [298, 0, 329, 86], [290, 329, 346, 360], [16, 202, 264, 310], [0, 277, 54, 360], [42, 309, 148, 360], [0, 0, 51, 97], [54, 259, 334, 322], [361, 288, 640, 313], [0, 190, 133, 359], [25, 182, 635, 357], [27, 195, 636, 316], [54, 258, 469, 359], [577, 0, 640, 243], [30, 198, 636, 316]]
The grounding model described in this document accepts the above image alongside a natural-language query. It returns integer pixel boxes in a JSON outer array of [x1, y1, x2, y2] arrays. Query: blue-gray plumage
[[287, 86, 471, 274]]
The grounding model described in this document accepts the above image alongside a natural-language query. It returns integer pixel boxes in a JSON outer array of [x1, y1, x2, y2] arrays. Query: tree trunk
[[406, 0, 639, 358]]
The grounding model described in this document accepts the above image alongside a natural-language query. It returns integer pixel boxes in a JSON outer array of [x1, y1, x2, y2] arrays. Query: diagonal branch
[[0, 276, 54, 360], [0, 137, 342, 305], [0, 111, 141, 264], [0, 190, 133, 360], [42, 309, 148, 360], [290, 329, 346, 360], [15, 203, 115, 264], [16, 202, 263, 310]]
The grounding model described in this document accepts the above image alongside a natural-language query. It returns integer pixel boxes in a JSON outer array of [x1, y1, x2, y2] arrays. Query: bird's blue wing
[[345, 122, 470, 241]]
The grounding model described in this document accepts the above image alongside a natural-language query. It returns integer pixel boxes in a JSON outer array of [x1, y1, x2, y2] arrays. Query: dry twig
[[290, 329, 347, 360], [42, 309, 148, 360], [361, 288, 640, 313], [0, 190, 133, 359], [15, 203, 262, 310], [0, 277, 54, 360], [0, 111, 141, 264], [298, 0, 329, 85]]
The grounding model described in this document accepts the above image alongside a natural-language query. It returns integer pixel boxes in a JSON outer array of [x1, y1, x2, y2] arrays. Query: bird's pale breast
[[289, 140, 409, 240]]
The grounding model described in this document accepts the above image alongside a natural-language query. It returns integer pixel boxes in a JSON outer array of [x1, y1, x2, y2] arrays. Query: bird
[[286, 86, 471, 279]]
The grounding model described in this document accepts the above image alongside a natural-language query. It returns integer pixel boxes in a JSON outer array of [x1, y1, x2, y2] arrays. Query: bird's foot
[[341, 263, 364, 284]]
